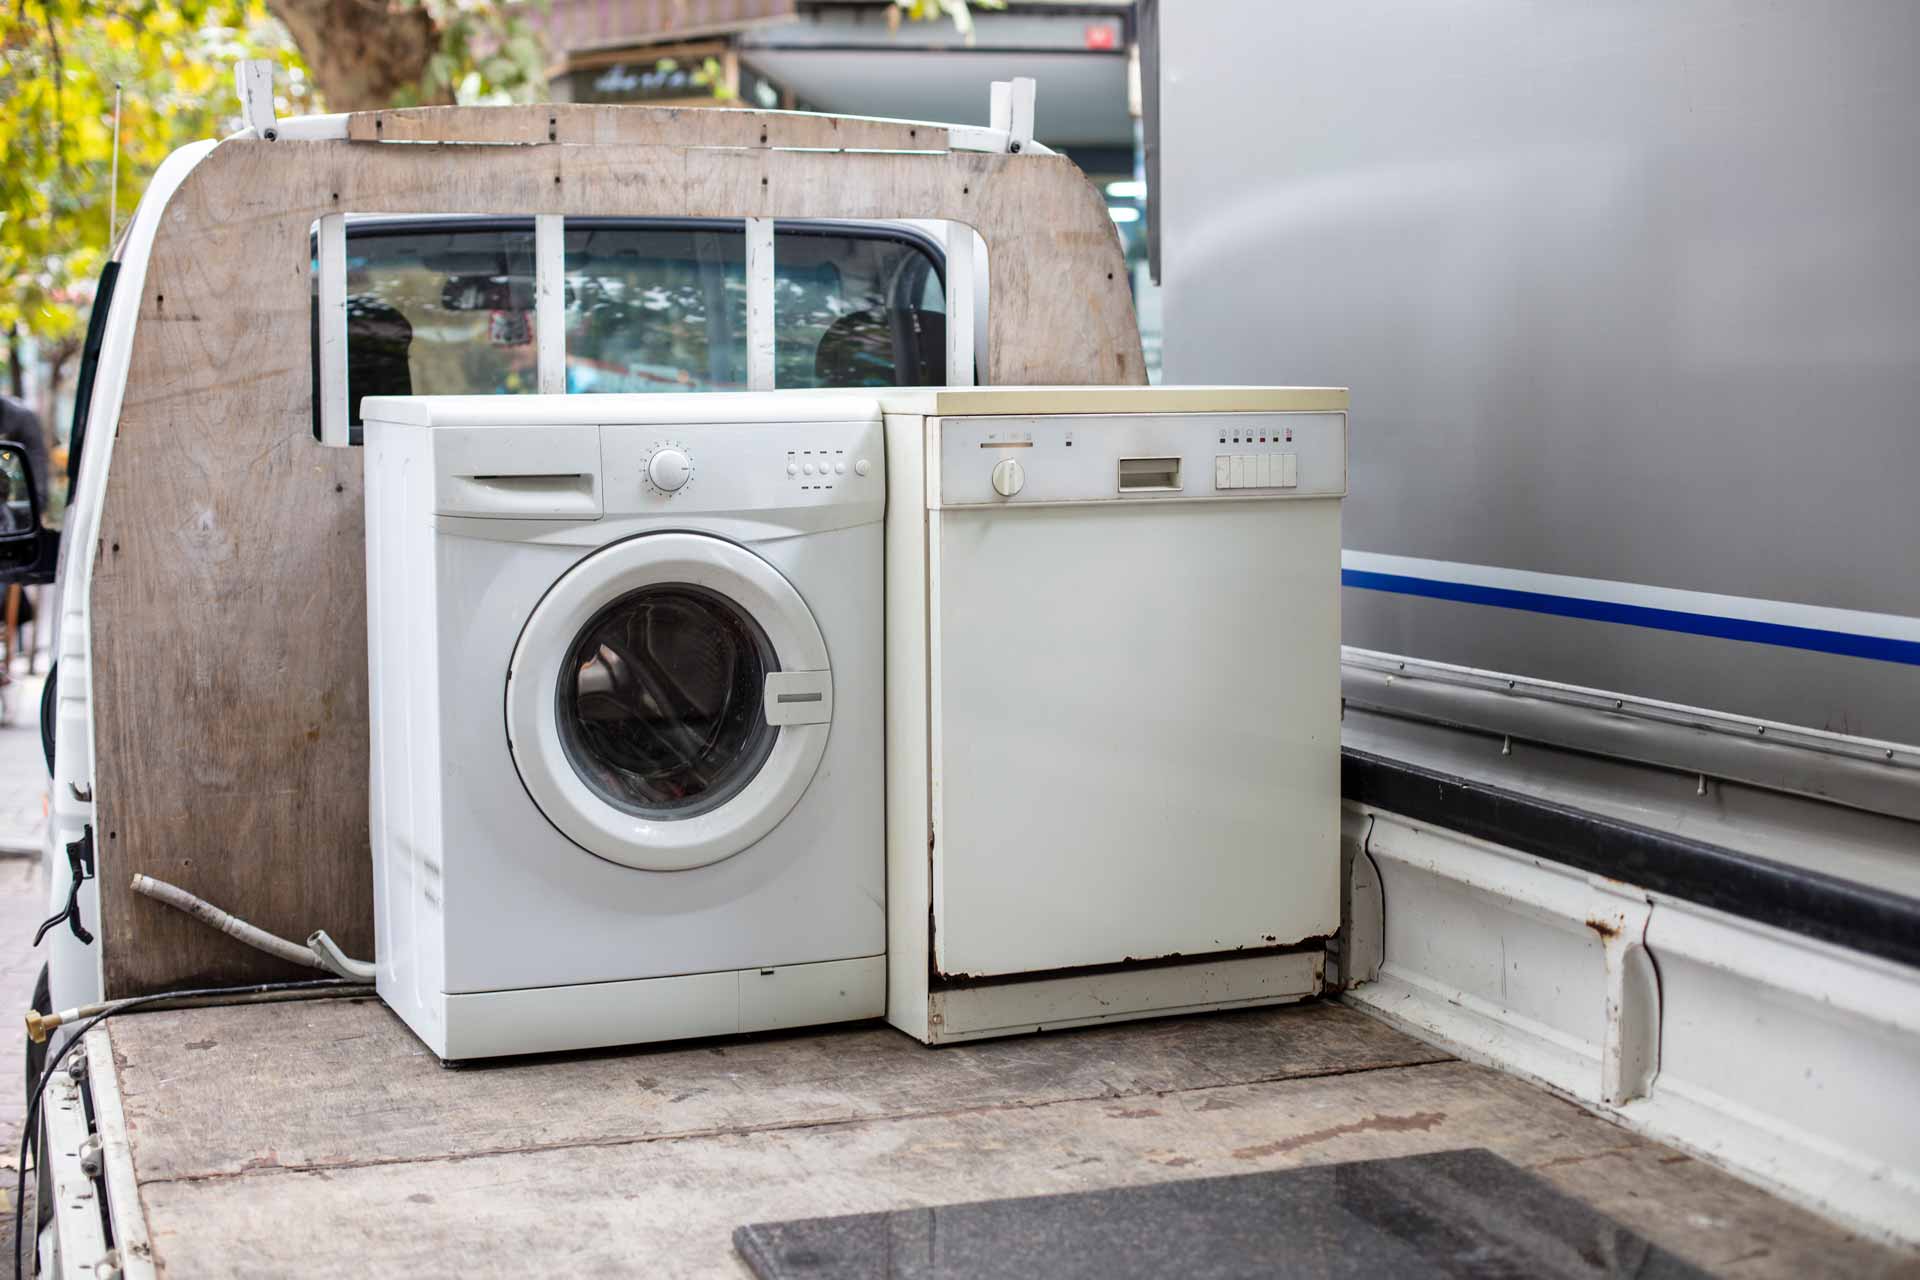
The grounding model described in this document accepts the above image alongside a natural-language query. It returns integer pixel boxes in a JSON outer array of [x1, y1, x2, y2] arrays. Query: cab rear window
[[311, 217, 947, 442]]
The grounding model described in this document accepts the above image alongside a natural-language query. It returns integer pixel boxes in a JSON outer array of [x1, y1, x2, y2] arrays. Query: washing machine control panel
[[599, 417, 884, 519], [935, 412, 1348, 507]]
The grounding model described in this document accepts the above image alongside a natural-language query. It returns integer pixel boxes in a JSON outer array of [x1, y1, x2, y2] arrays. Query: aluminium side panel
[[1155, 1, 1920, 748]]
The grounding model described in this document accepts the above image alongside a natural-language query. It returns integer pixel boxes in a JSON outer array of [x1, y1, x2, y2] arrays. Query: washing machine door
[[507, 532, 834, 871]]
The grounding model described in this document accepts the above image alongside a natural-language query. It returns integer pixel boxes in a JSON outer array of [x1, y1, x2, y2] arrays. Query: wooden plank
[[345, 103, 949, 153], [106, 1005, 1913, 1279], [91, 111, 1143, 995], [105, 999, 1445, 1180]]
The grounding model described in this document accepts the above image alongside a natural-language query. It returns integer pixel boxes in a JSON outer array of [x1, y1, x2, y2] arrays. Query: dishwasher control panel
[[933, 412, 1347, 507]]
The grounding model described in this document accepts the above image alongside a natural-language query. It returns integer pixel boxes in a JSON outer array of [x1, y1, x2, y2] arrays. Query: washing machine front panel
[[508, 531, 833, 871]]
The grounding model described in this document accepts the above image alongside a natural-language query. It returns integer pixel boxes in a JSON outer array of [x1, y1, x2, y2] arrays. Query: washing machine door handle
[[764, 669, 833, 727]]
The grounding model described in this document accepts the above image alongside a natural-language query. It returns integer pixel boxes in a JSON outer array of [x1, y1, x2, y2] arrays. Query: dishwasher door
[[927, 410, 1345, 979]]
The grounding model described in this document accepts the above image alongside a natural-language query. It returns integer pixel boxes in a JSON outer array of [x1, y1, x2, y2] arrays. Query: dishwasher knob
[[648, 448, 692, 492], [991, 457, 1025, 498]]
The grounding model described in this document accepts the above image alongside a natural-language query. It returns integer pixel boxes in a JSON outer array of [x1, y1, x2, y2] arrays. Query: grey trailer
[[1148, 0, 1920, 818], [1143, 2, 1920, 1240]]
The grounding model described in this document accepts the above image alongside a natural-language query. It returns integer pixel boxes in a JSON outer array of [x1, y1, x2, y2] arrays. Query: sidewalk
[[0, 658, 48, 1267]]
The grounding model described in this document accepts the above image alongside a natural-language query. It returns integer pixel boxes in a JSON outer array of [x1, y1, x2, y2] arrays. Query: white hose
[[129, 874, 375, 979], [308, 930, 377, 981]]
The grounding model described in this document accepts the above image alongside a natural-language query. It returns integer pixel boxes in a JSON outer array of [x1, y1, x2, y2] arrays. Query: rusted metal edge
[[930, 937, 1334, 993]]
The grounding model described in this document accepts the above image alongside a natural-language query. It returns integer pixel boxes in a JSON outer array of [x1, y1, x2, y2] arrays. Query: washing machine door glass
[[508, 532, 835, 872], [558, 584, 778, 819]]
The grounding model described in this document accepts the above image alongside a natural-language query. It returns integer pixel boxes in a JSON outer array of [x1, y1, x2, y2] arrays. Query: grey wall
[[1157, 1, 1920, 743]]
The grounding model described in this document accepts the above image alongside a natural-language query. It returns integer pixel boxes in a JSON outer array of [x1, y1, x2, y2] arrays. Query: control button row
[[785, 459, 874, 478], [1214, 453, 1298, 491]]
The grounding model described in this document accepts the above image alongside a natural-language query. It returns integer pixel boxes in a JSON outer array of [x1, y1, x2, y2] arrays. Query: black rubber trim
[[1343, 748, 1920, 972], [38, 659, 54, 775], [66, 259, 120, 489]]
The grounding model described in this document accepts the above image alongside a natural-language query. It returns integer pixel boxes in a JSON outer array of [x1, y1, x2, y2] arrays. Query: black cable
[[13, 978, 368, 1280]]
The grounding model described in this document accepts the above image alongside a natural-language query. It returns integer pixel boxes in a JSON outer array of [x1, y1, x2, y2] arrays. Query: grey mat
[[733, 1147, 1710, 1279]]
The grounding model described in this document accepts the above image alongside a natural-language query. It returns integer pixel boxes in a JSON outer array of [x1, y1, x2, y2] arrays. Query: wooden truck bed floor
[[97, 996, 1914, 1277]]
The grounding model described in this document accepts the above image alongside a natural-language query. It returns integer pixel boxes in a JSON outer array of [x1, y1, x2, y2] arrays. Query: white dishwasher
[[880, 386, 1349, 1043]]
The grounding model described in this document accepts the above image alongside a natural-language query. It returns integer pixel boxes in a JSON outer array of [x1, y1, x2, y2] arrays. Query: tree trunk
[[41, 339, 78, 440], [265, 0, 450, 112], [6, 324, 22, 401]]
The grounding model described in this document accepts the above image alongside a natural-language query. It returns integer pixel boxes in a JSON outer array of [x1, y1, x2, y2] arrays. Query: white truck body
[[17, 72, 1920, 1273]]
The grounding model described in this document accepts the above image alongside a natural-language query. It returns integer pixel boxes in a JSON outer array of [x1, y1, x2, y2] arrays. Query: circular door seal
[[507, 532, 832, 871]]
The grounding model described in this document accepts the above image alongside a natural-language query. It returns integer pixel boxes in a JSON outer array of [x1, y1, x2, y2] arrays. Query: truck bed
[[94, 996, 1914, 1277]]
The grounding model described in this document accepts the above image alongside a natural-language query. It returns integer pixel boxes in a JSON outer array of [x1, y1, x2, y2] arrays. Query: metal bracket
[[948, 79, 1041, 154], [236, 59, 278, 141], [986, 78, 1038, 154], [34, 825, 96, 947], [41, 1056, 115, 1279]]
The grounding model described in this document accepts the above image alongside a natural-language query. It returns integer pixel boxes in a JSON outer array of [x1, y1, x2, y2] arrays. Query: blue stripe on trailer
[[1342, 569, 1920, 667]]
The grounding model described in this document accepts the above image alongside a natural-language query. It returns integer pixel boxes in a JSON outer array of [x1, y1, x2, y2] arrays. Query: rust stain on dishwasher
[[1585, 917, 1623, 940], [1231, 1111, 1446, 1160]]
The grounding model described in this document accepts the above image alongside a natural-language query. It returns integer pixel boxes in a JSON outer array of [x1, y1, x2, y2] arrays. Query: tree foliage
[[1, 0, 311, 359], [0, 0, 548, 375]]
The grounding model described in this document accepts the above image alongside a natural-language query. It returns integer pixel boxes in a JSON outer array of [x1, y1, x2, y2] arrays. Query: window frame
[[312, 214, 950, 444]]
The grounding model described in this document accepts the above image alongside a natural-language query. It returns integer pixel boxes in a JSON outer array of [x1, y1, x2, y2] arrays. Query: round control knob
[[854, 459, 872, 477], [647, 448, 692, 492], [991, 457, 1025, 498]]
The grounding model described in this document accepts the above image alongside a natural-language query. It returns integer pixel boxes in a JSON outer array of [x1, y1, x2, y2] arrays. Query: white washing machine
[[360, 392, 886, 1060]]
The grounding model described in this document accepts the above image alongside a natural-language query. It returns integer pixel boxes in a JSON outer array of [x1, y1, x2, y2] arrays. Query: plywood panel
[[90, 107, 1144, 995]]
